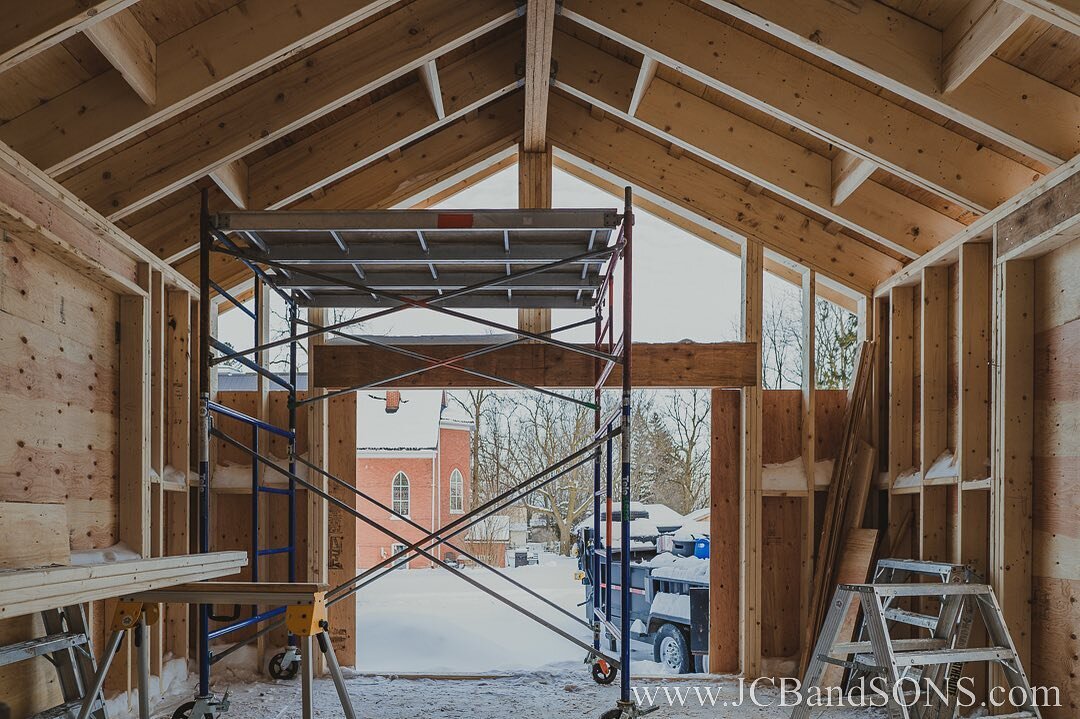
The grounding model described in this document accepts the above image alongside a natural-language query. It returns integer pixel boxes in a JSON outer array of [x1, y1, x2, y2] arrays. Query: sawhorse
[[111, 582, 356, 719]]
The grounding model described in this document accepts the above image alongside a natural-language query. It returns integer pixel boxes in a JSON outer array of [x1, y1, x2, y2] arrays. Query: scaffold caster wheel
[[591, 658, 617, 685], [269, 651, 299, 680], [172, 701, 196, 719]]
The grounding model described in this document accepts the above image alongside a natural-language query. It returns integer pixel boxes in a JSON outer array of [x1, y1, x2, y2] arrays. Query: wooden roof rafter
[[120, 30, 525, 263], [545, 91, 903, 293], [692, 0, 1077, 167], [560, 0, 1046, 215], [0, 0, 142, 74], [175, 91, 525, 292], [57, 0, 521, 223], [551, 30, 965, 258], [0, 0, 407, 176]]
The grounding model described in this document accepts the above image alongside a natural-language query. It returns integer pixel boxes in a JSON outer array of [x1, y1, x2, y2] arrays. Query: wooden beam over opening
[[84, 9, 157, 105], [310, 342, 759, 389], [523, 0, 557, 151]]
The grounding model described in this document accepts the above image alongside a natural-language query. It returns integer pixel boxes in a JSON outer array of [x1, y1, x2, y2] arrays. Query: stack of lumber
[[799, 340, 878, 674], [0, 551, 247, 620]]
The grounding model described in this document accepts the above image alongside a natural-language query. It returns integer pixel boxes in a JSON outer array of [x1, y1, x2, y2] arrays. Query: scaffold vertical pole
[[619, 186, 634, 706], [197, 188, 212, 699], [592, 303, 603, 654]]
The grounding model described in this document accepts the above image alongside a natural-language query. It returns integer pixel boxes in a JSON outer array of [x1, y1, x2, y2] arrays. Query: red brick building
[[355, 390, 473, 570]]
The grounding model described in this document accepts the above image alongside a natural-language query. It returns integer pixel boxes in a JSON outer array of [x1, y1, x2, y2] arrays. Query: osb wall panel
[[0, 234, 119, 718], [1032, 237, 1080, 718]]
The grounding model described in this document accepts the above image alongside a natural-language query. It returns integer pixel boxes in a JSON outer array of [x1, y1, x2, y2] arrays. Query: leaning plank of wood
[[0, 552, 247, 620], [799, 341, 876, 672], [126, 582, 328, 606], [311, 341, 759, 389], [819, 528, 880, 687]]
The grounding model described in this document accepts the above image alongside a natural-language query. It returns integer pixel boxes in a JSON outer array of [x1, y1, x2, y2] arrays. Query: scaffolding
[[195, 189, 637, 716]]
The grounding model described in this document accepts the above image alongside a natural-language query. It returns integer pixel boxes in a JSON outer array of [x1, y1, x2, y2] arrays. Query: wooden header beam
[[311, 342, 759, 389]]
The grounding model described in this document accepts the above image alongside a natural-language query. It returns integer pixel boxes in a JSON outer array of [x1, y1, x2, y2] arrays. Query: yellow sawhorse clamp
[[74, 602, 161, 719]]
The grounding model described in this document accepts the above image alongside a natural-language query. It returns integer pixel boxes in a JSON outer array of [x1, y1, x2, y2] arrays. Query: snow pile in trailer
[[651, 592, 691, 622], [647, 554, 709, 582], [672, 521, 709, 542]]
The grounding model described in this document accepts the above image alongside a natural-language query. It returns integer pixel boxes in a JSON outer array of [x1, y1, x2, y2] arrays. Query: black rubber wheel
[[269, 651, 299, 680], [599, 709, 624, 719], [171, 701, 196, 719], [591, 659, 618, 685], [653, 623, 691, 674]]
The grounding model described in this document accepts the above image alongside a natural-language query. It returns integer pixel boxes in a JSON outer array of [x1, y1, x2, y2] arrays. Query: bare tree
[[754, 287, 858, 390], [498, 392, 595, 555], [656, 390, 711, 514], [814, 300, 858, 389]]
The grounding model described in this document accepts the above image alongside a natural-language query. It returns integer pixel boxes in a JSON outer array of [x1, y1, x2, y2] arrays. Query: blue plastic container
[[693, 537, 710, 559]]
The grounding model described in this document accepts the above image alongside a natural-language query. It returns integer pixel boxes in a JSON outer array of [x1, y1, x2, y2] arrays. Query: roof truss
[[560, 0, 1044, 214], [694, 0, 1077, 166]]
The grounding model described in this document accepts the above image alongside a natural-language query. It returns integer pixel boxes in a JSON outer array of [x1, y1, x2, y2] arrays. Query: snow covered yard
[[146, 668, 886, 719], [353, 552, 657, 673], [126, 553, 882, 718]]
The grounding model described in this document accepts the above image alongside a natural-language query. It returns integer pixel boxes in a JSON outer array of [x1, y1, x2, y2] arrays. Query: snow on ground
[[144, 667, 885, 719], [120, 552, 884, 718], [353, 552, 659, 673]]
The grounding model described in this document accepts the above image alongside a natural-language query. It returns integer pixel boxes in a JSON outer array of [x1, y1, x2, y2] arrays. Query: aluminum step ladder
[[792, 583, 1041, 719], [849, 559, 977, 690], [0, 605, 108, 719]]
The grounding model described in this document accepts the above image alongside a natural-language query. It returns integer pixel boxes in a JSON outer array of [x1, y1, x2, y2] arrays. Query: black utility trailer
[[576, 529, 710, 673]]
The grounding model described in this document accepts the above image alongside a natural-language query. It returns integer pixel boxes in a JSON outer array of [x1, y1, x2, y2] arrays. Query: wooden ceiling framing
[[0, 0, 1076, 298]]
